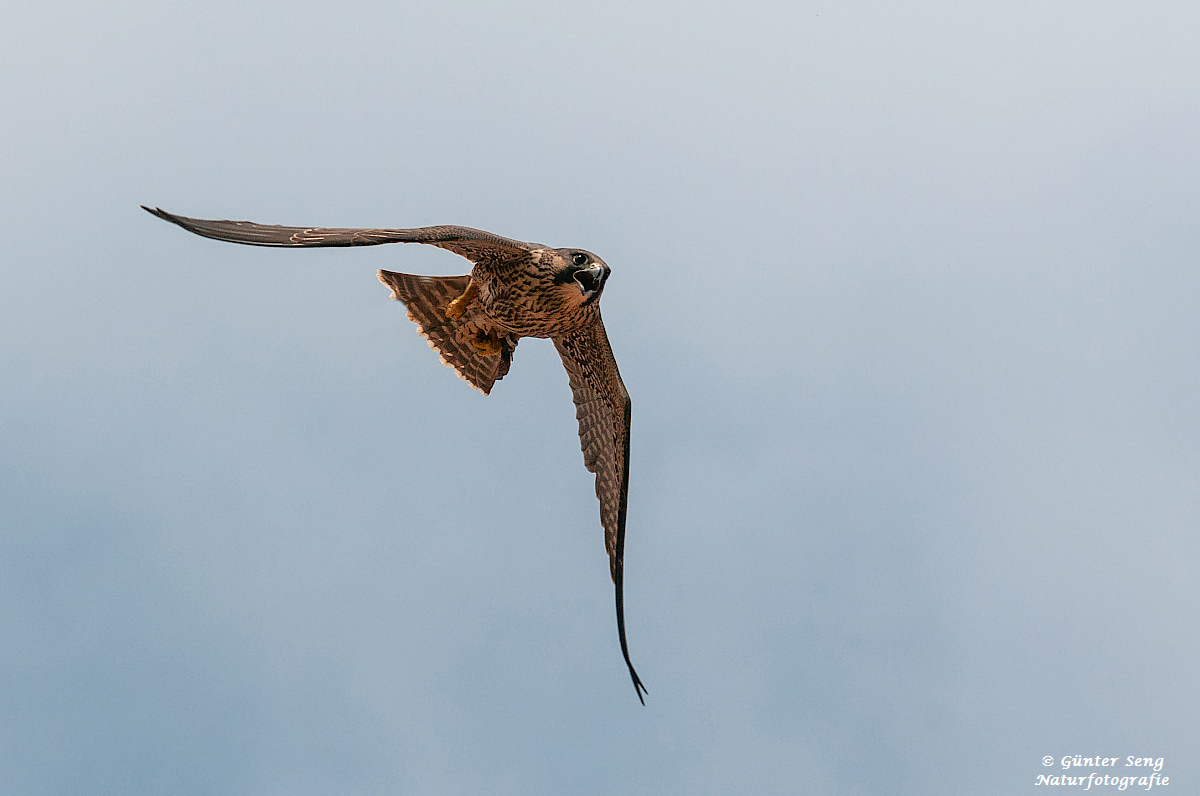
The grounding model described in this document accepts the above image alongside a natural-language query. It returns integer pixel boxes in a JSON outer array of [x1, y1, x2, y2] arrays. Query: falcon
[[142, 206, 647, 704]]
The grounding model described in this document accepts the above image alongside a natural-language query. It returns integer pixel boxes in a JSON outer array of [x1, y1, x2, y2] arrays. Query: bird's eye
[[572, 252, 588, 266]]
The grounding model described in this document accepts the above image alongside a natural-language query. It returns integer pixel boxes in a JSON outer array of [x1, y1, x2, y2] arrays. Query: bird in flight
[[143, 206, 647, 703]]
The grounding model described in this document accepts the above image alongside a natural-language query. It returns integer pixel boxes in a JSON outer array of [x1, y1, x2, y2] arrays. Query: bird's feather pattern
[[554, 318, 646, 703], [377, 270, 515, 395], [141, 206, 533, 262]]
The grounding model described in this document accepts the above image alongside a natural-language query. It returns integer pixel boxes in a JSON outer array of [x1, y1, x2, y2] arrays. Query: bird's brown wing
[[553, 316, 646, 704], [378, 270, 516, 395], [142, 206, 535, 263]]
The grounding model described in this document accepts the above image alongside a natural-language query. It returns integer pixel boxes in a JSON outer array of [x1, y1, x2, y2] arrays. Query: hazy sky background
[[2, 3, 1198, 793]]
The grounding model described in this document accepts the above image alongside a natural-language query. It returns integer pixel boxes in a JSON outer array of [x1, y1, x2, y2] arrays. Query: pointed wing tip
[[632, 673, 648, 705], [142, 205, 184, 227]]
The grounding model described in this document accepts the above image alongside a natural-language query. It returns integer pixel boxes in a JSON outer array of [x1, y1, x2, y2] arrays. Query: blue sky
[[2, 3, 1198, 793]]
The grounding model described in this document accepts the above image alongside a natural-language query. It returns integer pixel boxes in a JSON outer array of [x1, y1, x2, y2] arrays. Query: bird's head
[[554, 249, 611, 306]]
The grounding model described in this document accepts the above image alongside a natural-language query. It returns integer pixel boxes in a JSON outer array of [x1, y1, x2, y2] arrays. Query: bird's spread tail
[[377, 270, 516, 395]]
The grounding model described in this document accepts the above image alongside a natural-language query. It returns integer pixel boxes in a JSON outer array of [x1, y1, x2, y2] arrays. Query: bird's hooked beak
[[573, 263, 610, 304]]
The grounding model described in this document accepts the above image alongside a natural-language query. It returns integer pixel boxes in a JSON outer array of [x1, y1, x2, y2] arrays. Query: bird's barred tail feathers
[[377, 270, 516, 395]]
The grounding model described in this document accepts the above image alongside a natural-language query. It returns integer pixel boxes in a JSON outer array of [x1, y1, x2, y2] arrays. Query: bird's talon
[[446, 279, 479, 320], [471, 331, 503, 356]]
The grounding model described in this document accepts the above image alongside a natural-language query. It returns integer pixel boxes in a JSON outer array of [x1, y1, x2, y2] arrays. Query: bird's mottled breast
[[474, 248, 599, 338]]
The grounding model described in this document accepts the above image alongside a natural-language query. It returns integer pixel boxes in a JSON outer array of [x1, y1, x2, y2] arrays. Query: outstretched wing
[[142, 206, 535, 263], [378, 270, 516, 395], [553, 317, 646, 704]]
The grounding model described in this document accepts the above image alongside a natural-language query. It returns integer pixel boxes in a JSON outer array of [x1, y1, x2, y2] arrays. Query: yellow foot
[[471, 330, 503, 356], [446, 279, 479, 320]]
